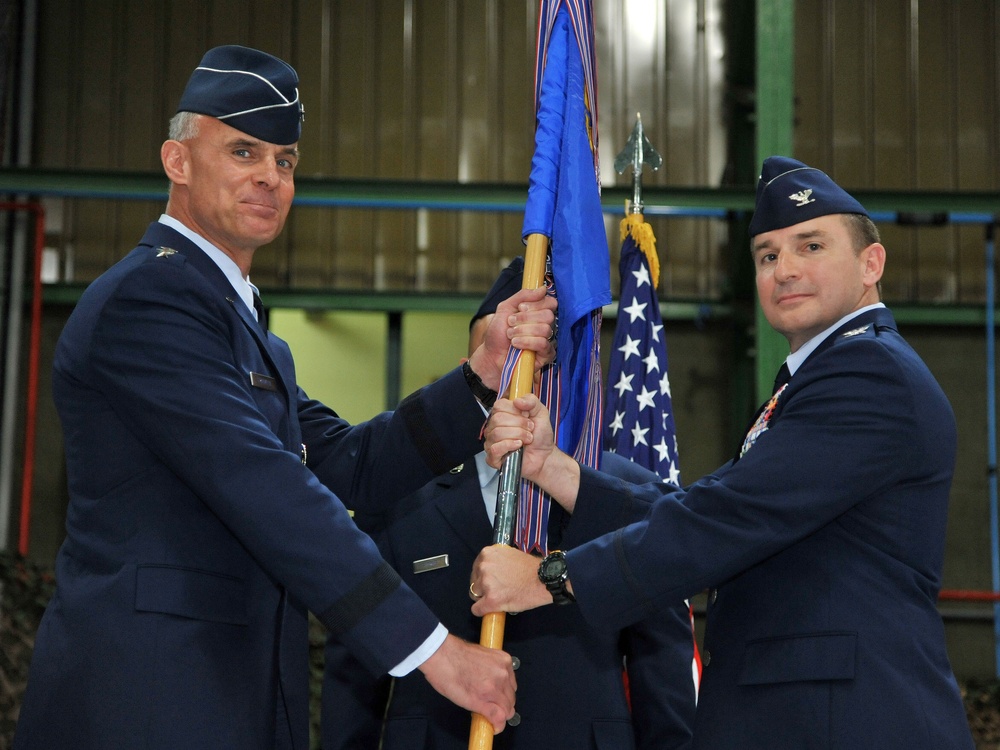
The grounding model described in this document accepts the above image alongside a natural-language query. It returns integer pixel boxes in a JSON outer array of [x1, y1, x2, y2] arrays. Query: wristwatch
[[538, 550, 575, 605], [461, 360, 498, 408]]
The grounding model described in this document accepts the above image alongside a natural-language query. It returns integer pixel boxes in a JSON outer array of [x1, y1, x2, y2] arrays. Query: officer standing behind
[[323, 257, 695, 750], [322, 258, 696, 749], [472, 157, 975, 749], [13, 46, 556, 749]]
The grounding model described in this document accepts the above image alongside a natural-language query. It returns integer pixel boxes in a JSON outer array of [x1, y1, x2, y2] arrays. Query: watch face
[[541, 555, 567, 583]]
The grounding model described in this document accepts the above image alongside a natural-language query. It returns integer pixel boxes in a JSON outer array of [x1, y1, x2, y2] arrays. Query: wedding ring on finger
[[469, 580, 483, 600]]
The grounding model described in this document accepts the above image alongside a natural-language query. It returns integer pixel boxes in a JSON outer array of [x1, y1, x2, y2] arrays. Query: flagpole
[[472, 1, 608, 742], [468, 233, 547, 749]]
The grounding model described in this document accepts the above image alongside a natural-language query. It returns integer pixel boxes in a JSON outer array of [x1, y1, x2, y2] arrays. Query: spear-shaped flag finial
[[614, 112, 662, 215]]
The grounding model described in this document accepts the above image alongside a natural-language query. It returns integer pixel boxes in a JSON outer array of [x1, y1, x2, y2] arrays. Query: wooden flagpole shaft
[[468, 233, 549, 749]]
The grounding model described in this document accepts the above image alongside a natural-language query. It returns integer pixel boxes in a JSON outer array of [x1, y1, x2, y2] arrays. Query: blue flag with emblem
[[499, 0, 610, 555]]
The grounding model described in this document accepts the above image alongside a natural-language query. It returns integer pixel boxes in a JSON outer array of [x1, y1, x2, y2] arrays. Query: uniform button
[[709, 588, 718, 604], [511, 655, 520, 671], [703, 650, 711, 666]]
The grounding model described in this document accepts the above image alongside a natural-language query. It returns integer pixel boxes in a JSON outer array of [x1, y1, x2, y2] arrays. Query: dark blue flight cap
[[471, 257, 525, 328], [177, 45, 304, 145], [749, 156, 868, 237]]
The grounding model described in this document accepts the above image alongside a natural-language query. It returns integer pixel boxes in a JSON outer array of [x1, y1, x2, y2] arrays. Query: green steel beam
[[1, 166, 995, 215], [754, 0, 797, 404], [8, 165, 997, 330], [38, 281, 737, 321], [35, 282, 992, 327]]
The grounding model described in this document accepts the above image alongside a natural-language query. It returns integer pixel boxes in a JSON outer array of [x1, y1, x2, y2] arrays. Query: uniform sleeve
[[562, 453, 667, 546], [566, 341, 919, 632], [299, 366, 487, 515]]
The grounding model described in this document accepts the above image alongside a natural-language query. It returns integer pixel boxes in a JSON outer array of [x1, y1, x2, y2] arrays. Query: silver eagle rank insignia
[[789, 189, 815, 207], [841, 324, 871, 338]]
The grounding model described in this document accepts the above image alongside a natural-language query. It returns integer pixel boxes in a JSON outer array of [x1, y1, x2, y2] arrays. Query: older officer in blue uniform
[[322, 259, 696, 749], [472, 157, 975, 749], [13, 45, 554, 749]]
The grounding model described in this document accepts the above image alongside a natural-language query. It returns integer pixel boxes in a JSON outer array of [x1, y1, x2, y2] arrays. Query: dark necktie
[[772, 362, 791, 395], [252, 292, 268, 332]]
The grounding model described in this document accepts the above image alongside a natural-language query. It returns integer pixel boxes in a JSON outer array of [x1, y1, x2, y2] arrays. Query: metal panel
[[23, 0, 1000, 304], [793, 0, 1000, 305]]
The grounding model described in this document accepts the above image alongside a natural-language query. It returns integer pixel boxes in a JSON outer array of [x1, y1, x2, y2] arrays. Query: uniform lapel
[[431, 464, 494, 555], [138, 222, 296, 401]]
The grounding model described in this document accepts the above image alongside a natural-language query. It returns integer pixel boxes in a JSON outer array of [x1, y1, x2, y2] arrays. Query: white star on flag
[[608, 410, 625, 436], [643, 349, 660, 373], [633, 264, 651, 288], [618, 335, 641, 360], [660, 371, 672, 397], [636, 385, 657, 412], [613, 371, 635, 398], [654, 437, 671, 462], [623, 297, 647, 323]]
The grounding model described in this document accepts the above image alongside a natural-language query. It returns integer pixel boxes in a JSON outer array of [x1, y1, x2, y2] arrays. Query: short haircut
[[168, 111, 201, 141], [842, 213, 880, 253]]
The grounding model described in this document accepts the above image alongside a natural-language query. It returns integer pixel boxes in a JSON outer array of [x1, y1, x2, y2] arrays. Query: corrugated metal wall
[[794, 0, 1000, 303], [28, 0, 729, 297], [27, 0, 1000, 302]]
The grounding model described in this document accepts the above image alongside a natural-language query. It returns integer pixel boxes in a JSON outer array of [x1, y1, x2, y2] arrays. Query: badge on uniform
[[413, 554, 449, 575], [740, 383, 788, 458], [841, 324, 871, 338], [155, 246, 177, 258], [249, 372, 277, 391]]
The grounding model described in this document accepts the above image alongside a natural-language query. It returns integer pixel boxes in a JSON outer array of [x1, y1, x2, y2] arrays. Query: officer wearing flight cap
[[469, 157, 974, 748], [14, 45, 556, 749], [322, 257, 697, 749]]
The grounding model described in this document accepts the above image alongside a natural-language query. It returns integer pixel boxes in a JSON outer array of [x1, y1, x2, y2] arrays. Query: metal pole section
[[0, 0, 37, 554], [491, 450, 521, 547], [753, 0, 795, 405], [985, 222, 999, 677], [385, 311, 402, 409]]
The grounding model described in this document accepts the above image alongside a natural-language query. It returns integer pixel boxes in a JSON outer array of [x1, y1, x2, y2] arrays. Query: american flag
[[603, 216, 680, 485], [604, 214, 702, 697]]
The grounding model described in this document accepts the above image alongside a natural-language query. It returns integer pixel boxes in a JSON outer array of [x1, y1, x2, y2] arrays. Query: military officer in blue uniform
[[322, 259, 697, 749], [13, 45, 556, 750], [472, 157, 975, 749]]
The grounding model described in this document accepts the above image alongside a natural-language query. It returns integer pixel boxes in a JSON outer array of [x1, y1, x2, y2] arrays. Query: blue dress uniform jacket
[[323, 452, 696, 750], [563, 308, 973, 749], [14, 222, 488, 750]]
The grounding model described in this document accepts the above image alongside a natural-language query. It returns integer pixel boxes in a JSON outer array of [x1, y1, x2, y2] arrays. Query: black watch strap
[[462, 360, 498, 408], [538, 550, 576, 606]]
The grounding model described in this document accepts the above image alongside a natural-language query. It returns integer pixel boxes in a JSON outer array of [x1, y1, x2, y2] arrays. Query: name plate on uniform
[[249, 372, 277, 391], [413, 554, 449, 574]]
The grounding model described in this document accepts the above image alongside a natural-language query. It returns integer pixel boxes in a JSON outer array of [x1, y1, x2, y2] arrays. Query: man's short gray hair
[[168, 111, 201, 141]]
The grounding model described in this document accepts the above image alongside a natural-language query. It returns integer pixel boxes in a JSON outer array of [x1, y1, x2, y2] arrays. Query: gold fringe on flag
[[619, 214, 659, 288]]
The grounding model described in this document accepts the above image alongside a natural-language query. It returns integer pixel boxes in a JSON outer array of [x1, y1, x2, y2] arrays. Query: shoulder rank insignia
[[155, 246, 178, 258], [841, 324, 871, 338]]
